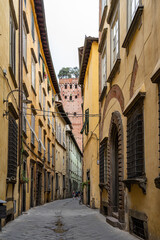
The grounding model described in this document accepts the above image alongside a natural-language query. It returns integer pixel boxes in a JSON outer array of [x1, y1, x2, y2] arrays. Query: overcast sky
[[43, 0, 99, 77]]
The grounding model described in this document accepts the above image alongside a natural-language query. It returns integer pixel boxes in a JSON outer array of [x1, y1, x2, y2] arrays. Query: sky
[[43, 0, 99, 77]]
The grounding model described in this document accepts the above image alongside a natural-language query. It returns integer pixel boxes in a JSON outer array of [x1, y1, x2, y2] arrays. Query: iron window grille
[[8, 114, 18, 179], [127, 102, 144, 179], [131, 217, 146, 239], [99, 138, 107, 184]]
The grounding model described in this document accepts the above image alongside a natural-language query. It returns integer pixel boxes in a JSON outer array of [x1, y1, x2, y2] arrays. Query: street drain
[[53, 218, 68, 233]]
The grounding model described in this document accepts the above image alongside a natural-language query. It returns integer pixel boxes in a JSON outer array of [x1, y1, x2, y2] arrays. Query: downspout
[[18, 0, 23, 216]]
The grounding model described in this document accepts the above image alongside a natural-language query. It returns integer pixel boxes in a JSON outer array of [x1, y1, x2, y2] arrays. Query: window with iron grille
[[127, 102, 144, 178], [9, 12, 16, 76], [31, 9, 35, 41], [56, 173, 59, 190], [99, 138, 107, 183], [8, 114, 18, 179], [131, 217, 145, 239]]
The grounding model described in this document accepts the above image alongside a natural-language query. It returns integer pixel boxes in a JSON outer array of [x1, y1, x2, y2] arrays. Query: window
[[101, 48, 107, 90], [52, 90, 54, 105], [48, 104, 51, 126], [48, 139, 50, 162], [31, 56, 36, 90], [63, 129, 65, 147], [39, 78, 42, 106], [111, 13, 119, 68], [24, 0, 26, 6], [85, 108, 89, 135], [127, 102, 144, 178], [52, 145, 55, 166], [74, 112, 76, 116], [75, 84, 77, 89], [101, 0, 107, 16], [70, 84, 72, 89], [23, 22, 27, 64], [8, 114, 18, 179], [38, 124, 42, 153], [65, 96, 67, 99], [65, 84, 67, 89], [22, 94, 27, 134], [31, 9, 35, 41], [10, 12, 16, 75], [43, 90, 45, 117], [31, 112, 35, 146], [38, 40, 40, 63], [58, 123, 61, 144], [128, 0, 140, 26], [43, 130, 46, 159], [70, 95, 72, 101], [99, 138, 107, 184], [52, 115, 54, 134], [75, 95, 77, 99]]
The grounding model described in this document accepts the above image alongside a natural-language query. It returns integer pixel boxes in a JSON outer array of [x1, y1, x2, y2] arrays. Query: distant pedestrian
[[72, 191, 75, 199]]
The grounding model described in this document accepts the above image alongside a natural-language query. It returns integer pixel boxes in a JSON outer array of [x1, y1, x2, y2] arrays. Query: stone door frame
[[107, 111, 125, 223]]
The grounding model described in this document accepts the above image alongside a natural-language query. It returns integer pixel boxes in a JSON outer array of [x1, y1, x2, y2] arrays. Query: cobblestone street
[[0, 199, 137, 240]]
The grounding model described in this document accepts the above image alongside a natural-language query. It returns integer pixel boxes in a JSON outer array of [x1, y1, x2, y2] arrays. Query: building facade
[[59, 78, 82, 151], [0, 0, 63, 227], [79, 37, 100, 208], [99, 0, 160, 239], [66, 126, 82, 197]]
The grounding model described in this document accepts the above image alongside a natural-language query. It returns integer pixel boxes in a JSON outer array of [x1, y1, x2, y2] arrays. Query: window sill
[[23, 57, 28, 74], [107, 58, 121, 83], [154, 176, 160, 189], [99, 5, 108, 32], [9, 66, 17, 88], [123, 177, 147, 194], [31, 85, 37, 96], [99, 85, 107, 102], [122, 6, 144, 49]]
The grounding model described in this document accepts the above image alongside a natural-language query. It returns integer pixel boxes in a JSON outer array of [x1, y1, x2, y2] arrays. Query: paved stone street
[[0, 199, 137, 240]]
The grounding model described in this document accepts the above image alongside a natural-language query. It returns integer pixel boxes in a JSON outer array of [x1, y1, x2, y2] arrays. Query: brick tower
[[59, 78, 82, 150]]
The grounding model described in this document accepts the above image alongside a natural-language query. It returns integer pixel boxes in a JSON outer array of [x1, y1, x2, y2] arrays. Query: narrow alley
[[0, 199, 137, 240]]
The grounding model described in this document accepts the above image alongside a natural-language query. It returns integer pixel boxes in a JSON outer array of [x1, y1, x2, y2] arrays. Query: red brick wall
[[59, 78, 82, 150]]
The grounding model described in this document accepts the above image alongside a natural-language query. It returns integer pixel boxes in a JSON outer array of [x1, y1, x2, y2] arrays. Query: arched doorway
[[108, 111, 125, 224]]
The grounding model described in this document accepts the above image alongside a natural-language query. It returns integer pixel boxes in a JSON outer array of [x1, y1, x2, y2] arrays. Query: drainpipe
[[18, 0, 23, 216]]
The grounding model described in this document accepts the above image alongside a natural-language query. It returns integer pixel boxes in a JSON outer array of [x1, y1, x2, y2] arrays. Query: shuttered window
[[9, 12, 16, 76], [23, 22, 27, 63], [31, 9, 35, 41], [56, 173, 58, 190], [31, 113, 35, 145], [31, 56, 36, 90], [8, 114, 18, 179], [38, 125, 42, 153], [52, 145, 55, 166], [127, 103, 144, 178]]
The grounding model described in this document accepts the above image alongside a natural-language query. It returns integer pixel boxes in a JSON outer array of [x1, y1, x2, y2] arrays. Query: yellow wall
[[0, 0, 19, 222], [82, 42, 100, 208], [99, 0, 160, 238]]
